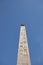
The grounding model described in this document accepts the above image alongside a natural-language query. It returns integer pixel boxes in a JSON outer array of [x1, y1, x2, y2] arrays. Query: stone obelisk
[[17, 24, 31, 65]]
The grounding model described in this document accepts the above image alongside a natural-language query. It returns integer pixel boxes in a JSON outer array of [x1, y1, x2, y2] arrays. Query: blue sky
[[0, 0, 43, 65]]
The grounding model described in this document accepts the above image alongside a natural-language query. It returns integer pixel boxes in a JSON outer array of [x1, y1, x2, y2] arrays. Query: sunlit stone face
[[17, 25, 31, 65]]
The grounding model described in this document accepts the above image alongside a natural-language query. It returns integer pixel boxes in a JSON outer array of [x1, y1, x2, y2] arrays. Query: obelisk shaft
[[17, 25, 31, 65]]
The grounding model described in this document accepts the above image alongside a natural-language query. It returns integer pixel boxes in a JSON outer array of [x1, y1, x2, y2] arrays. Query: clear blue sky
[[0, 0, 43, 65]]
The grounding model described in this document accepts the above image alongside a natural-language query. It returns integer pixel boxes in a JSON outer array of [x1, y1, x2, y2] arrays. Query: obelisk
[[17, 24, 31, 65]]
